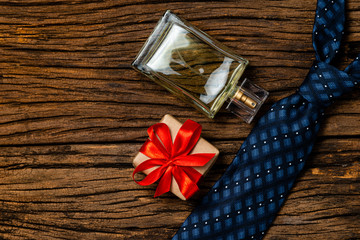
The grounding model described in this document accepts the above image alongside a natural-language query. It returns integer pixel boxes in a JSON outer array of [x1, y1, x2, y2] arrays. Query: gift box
[[132, 114, 219, 200]]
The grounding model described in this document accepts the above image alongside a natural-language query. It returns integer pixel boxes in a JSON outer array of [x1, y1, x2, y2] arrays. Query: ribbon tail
[[133, 162, 167, 186], [181, 166, 203, 184], [154, 166, 173, 198], [174, 153, 216, 167], [173, 166, 201, 200], [133, 159, 166, 175]]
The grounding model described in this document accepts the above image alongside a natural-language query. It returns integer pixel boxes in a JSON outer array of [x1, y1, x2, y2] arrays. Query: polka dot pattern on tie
[[172, 0, 360, 239]]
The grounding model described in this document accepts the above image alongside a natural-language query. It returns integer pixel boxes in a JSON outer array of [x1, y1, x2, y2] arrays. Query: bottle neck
[[233, 87, 257, 109], [225, 78, 269, 123]]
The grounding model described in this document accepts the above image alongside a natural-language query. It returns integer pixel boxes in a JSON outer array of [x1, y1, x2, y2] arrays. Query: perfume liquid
[[132, 10, 268, 123]]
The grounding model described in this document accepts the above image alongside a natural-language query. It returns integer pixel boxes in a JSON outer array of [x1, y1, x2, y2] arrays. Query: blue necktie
[[172, 0, 359, 239]]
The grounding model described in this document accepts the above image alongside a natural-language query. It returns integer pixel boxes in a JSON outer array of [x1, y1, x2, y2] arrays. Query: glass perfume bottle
[[132, 10, 269, 123]]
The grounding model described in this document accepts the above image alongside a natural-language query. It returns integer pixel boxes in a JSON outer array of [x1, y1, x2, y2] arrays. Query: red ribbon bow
[[132, 119, 215, 199]]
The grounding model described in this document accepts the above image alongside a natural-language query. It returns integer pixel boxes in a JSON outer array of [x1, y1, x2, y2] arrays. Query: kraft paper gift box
[[133, 114, 219, 200]]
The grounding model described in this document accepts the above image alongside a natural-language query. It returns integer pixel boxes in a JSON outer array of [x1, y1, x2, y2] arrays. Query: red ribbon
[[132, 119, 215, 199]]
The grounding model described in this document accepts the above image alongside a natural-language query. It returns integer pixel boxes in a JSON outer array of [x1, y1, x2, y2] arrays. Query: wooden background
[[0, 0, 359, 239]]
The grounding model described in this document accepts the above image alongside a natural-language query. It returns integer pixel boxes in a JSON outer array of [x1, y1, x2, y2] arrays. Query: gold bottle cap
[[234, 88, 257, 109]]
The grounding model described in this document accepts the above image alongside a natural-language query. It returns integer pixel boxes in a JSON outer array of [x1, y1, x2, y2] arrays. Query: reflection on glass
[[147, 23, 239, 106]]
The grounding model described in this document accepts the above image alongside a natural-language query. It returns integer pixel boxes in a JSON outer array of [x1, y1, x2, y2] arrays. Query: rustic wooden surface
[[0, 0, 359, 239]]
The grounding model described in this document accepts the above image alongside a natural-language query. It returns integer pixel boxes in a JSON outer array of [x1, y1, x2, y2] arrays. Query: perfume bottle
[[132, 10, 269, 123]]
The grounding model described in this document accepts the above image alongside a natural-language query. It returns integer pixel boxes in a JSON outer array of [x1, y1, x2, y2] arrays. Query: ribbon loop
[[133, 119, 215, 199], [172, 119, 202, 157], [145, 123, 172, 159]]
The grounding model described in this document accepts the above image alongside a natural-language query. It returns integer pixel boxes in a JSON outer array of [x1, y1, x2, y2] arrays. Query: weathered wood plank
[[0, 0, 359, 145], [0, 0, 359, 239], [0, 140, 358, 239], [0, 99, 359, 145]]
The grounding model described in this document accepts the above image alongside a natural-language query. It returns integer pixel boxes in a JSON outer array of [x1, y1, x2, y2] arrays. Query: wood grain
[[0, 0, 359, 239]]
